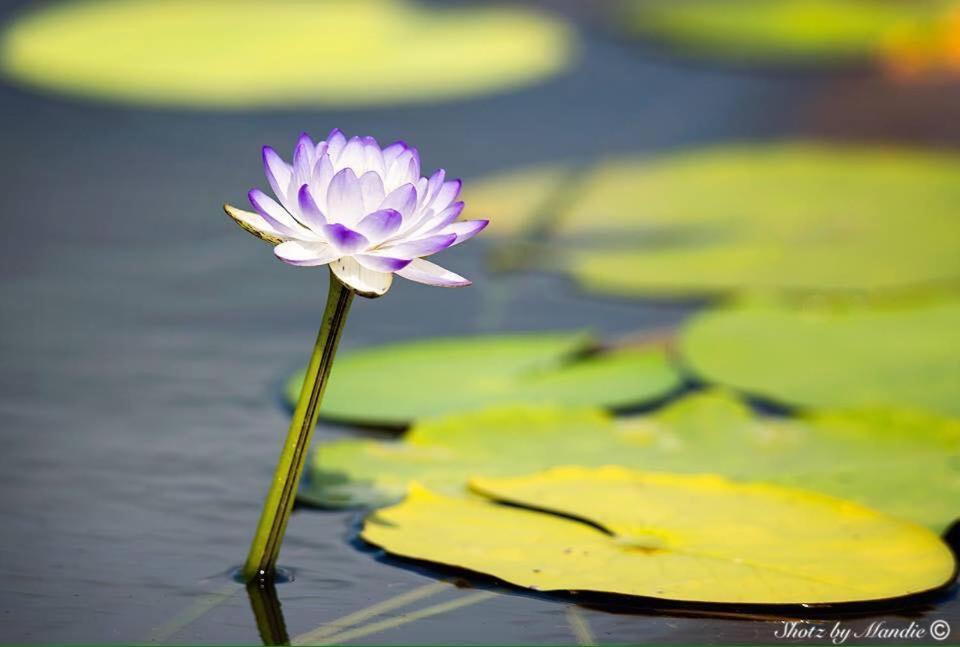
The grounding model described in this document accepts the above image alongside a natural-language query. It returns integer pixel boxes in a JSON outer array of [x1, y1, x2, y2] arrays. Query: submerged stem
[[243, 271, 355, 582]]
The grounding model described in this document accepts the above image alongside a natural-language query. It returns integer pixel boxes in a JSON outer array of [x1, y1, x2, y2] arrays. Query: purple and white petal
[[262, 146, 292, 202], [224, 204, 287, 245], [426, 169, 446, 203], [325, 128, 347, 160], [379, 233, 456, 259], [248, 189, 310, 237], [337, 137, 366, 173], [357, 209, 402, 241], [358, 171, 386, 214], [395, 258, 471, 287], [378, 183, 418, 220], [326, 168, 365, 224], [405, 153, 420, 187], [362, 136, 385, 177], [323, 223, 370, 254], [437, 219, 489, 247], [292, 133, 315, 185], [330, 256, 393, 298], [314, 140, 328, 159], [385, 149, 418, 189], [354, 254, 412, 273], [382, 140, 409, 165], [420, 201, 465, 234], [312, 154, 335, 211], [431, 179, 462, 211], [297, 184, 326, 229], [274, 240, 339, 267]]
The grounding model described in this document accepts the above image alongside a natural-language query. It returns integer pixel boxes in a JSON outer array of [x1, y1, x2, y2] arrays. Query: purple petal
[[379, 183, 418, 219], [262, 146, 291, 202], [355, 254, 412, 273], [396, 258, 471, 287], [248, 189, 303, 236], [381, 233, 456, 259], [357, 209, 402, 241], [323, 223, 369, 254], [326, 168, 364, 223], [274, 240, 339, 267], [297, 184, 326, 228]]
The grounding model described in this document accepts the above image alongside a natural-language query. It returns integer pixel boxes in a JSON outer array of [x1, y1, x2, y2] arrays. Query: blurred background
[[0, 0, 957, 643]]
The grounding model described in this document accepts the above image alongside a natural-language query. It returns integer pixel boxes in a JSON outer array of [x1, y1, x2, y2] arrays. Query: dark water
[[0, 2, 957, 643]]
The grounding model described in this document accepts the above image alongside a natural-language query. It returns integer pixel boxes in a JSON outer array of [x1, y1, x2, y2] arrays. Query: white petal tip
[[223, 203, 284, 245], [395, 258, 472, 288]]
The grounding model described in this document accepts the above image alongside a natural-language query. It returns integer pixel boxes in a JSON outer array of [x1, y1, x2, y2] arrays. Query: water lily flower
[[225, 130, 486, 583], [225, 129, 488, 297]]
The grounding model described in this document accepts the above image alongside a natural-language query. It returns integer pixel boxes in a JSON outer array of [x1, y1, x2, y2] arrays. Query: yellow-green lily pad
[[362, 468, 956, 605], [303, 392, 960, 533], [287, 332, 682, 428], [465, 144, 960, 298], [680, 299, 960, 417], [0, 0, 572, 108], [617, 0, 960, 66]]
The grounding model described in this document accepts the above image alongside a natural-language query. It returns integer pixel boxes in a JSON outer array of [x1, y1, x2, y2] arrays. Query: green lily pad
[[617, 0, 959, 66], [465, 144, 960, 298], [287, 332, 682, 428], [0, 0, 572, 108], [303, 391, 960, 532], [680, 299, 960, 417]]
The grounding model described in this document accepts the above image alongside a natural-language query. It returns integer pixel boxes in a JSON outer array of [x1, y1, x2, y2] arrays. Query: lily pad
[[617, 0, 959, 67], [303, 392, 960, 532], [362, 468, 956, 605], [465, 144, 960, 298], [680, 299, 960, 417], [0, 0, 572, 108], [287, 332, 682, 427]]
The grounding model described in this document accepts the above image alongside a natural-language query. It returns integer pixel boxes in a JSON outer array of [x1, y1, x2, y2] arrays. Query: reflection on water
[[247, 580, 289, 646]]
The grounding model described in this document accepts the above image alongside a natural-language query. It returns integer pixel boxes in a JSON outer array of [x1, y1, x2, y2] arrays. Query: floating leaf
[[617, 0, 959, 66], [288, 332, 682, 427], [362, 468, 956, 605], [465, 144, 960, 298], [681, 299, 960, 418], [0, 0, 572, 108], [303, 392, 960, 532], [304, 406, 619, 507]]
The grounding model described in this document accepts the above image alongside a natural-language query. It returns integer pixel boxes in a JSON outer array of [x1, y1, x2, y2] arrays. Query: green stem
[[243, 271, 355, 582]]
